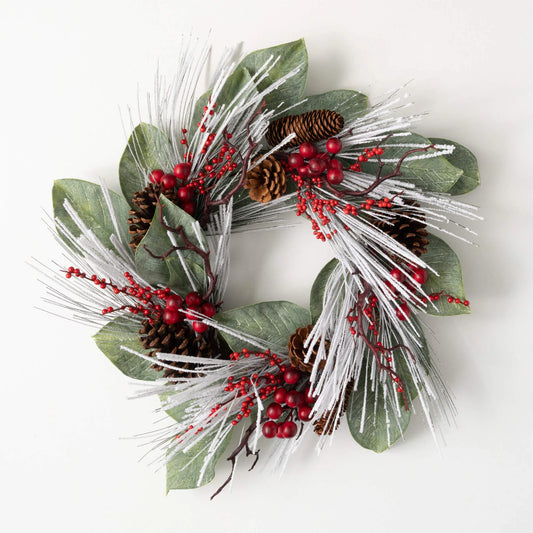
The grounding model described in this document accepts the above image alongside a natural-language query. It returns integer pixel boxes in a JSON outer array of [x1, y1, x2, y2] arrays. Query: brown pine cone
[[266, 109, 344, 148], [370, 200, 430, 260], [138, 318, 215, 379], [288, 325, 328, 373], [313, 382, 354, 436], [128, 183, 179, 252], [244, 155, 287, 203]]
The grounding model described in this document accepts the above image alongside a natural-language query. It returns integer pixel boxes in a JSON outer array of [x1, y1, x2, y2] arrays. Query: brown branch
[[330, 141, 436, 199], [210, 417, 267, 500]]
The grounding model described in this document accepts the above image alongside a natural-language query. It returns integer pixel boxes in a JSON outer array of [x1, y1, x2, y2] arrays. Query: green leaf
[[119, 123, 172, 206], [429, 138, 480, 195], [191, 67, 255, 132], [422, 233, 470, 316], [93, 316, 159, 381], [52, 178, 131, 253], [288, 89, 368, 123], [347, 368, 412, 453], [360, 132, 463, 193], [166, 429, 233, 491], [215, 301, 311, 352], [309, 259, 339, 323], [237, 39, 308, 110], [135, 196, 207, 294]]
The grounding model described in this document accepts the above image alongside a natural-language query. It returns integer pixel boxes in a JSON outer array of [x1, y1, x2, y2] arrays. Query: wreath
[[41, 38, 480, 497]]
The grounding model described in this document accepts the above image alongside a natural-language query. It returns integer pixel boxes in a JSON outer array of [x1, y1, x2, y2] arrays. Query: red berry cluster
[[149, 165, 197, 215], [162, 290, 217, 333], [348, 146, 384, 172]]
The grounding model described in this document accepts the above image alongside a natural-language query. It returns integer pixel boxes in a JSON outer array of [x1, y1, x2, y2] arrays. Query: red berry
[[384, 280, 398, 295], [328, 159, 343, 171], [185, 307, 199, 320], [395, 303, 411, 321], [281, 421, 298, 438], [163, 309, 181, 325], [173, 162, 191, 180], [166, 294, 183, 310], [327, 168, 344, 185], [149, 169, 164, 184], [411, 266, 428, 284], [298, 405, 313, 422], [288, 153, 304, 169], [285, 390, 303, 408], [273, 388, 287, 404], [390, 267, 406, 283], [186, 291, 203, 308], [298, 165, 310, 177], [326, 138, 342, 154], [266, 402, 283, 420], [299, 143, 317, 159], [277, 425, 285, 439], [181, 201, 195, 216], [283, 368, 300, 385], [262, 421, 278, 439], [304, 388, 317, 404], [161, 173, 177, 190], [193, 321, 209, 333], [177, 186, 193, 202], [308, 157, 327, 174], [200, 302, 217, 318]]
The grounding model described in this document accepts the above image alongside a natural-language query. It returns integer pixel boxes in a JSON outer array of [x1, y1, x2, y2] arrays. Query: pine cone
[[266, 109, 344, 148], [370, 200, 430, 260], [288, 325, 328, 373], [313, 382, 354, 436], [128, 183, 179, 252], [244, 155, 287, 203], [138, 318, 215, 379]]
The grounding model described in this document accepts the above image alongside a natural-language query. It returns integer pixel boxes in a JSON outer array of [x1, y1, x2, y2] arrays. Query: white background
[[2, 0, 532, 531]]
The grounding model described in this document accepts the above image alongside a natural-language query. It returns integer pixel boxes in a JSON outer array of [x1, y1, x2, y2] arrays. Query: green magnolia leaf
[[52, 178, 131, 253], [360, 132, 463, 193], [288, 89, 368, 123], [422, 233, 470, 316], [119, 123, 173, 206], [166, 428, 233, 491], [135, 196, 207, 295], [191, 67, 255, 132], [93, 316, 159, 381], [310, 258, 339, 323], [237, 39, 308, 110], [215, 301, 311, 352], [347, 368, 412, 453], [430, 138, 480, 195]]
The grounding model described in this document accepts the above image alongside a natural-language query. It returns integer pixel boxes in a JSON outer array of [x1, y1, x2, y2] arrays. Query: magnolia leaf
[[215, 301, 311, 353], [347, 368, 412, 453], [237, 39, 308, 110], [310, 258, 339, 323], [135, 196, 207, 295], [119, 123, 172, 206], [422, 233, 470, 316], [288, 89, 368, 123], [52, 178, 131, 253], [93, 316, 158, 381], [360, 132, 463, 193], [430, 138, 480, 195], [166, 429, 233, 491], [191, 67, 255, 132]]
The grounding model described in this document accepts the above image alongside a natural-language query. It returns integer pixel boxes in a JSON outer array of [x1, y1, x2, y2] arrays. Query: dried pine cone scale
[[288, 324, 328, 372], [244, 154, 287, 203], [266, 109, 344, 147], [127, 183, 179, 252], [370, 200, 430, 259]]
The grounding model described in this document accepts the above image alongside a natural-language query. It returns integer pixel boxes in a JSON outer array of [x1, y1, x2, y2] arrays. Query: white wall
[[2, 1, 531, 531]]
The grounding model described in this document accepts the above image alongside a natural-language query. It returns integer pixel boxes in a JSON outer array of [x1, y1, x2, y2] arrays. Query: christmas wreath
[[39, 38, 480, 497]]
